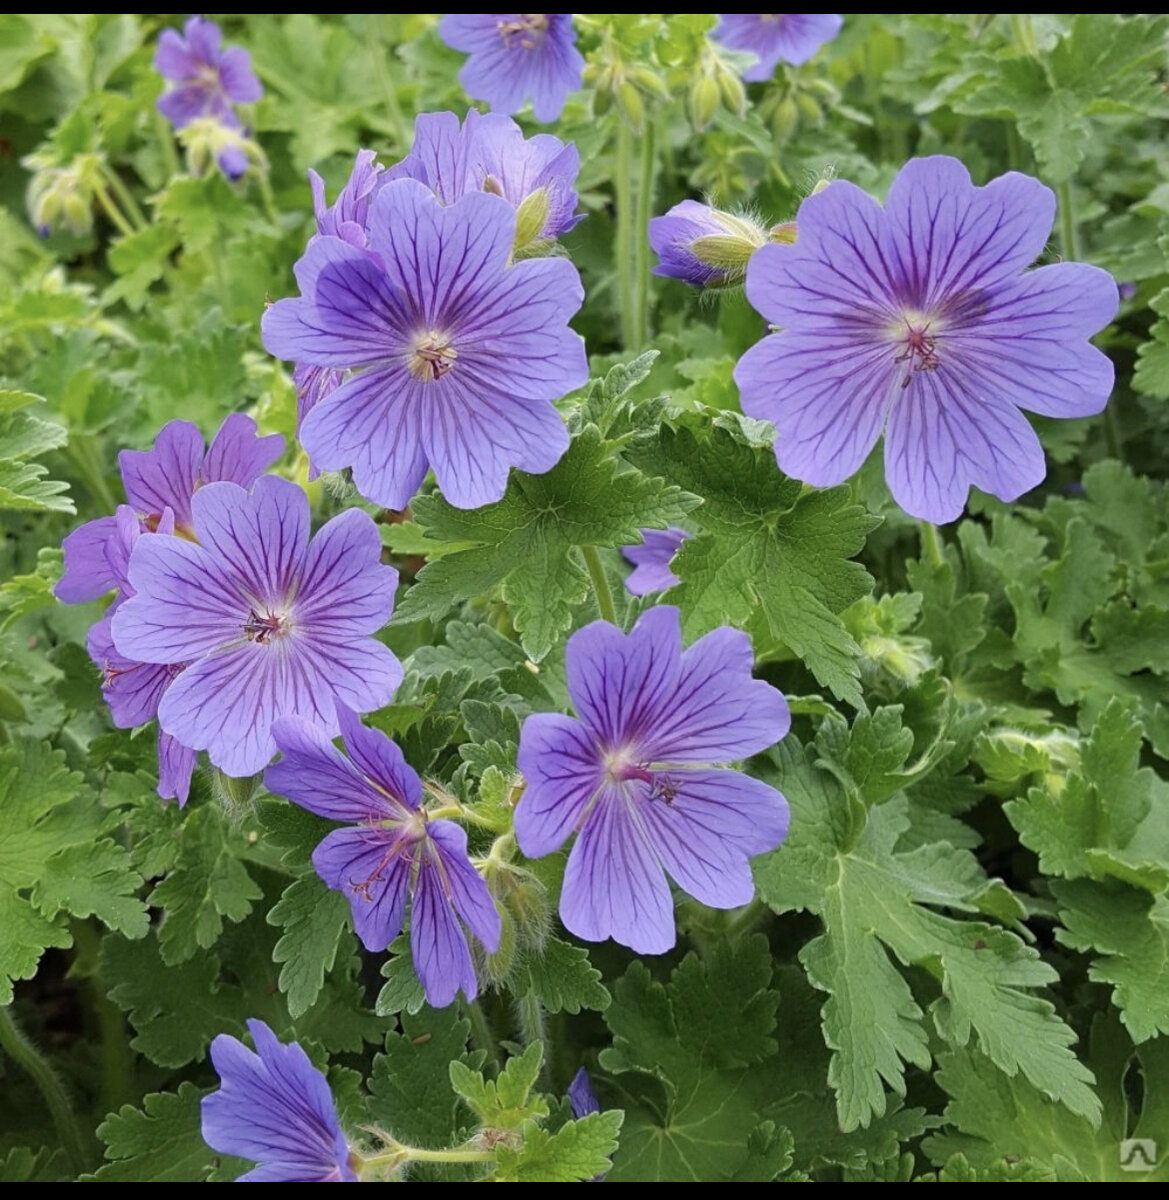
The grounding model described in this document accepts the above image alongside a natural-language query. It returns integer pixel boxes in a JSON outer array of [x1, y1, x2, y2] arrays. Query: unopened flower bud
[[688, 75, 721, 131], [772, 95, 801, 141], [617, 80, 644, 130], [769, 221, 798, 245], [648, 201, 767, 288], [212, 768, 261, 815], [513, 186, 552, 255], [179, 117, 265, 182]]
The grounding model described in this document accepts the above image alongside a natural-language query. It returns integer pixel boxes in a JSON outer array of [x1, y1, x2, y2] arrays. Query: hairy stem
[[919, 521, 945, 569], [91, 180, 136, 238], [581, 545, 617, 625], [98, 162, 148, 232], [1057, 178, 1080, 262], [615, 119, 635, 348], [154, 110, 182, 179], [516, 988, 546, 1053], [466, 999, 502, 1074], [633, 121, 656, 350], [0, 1005, 90, 1176], [72, 919, 132, 1115]]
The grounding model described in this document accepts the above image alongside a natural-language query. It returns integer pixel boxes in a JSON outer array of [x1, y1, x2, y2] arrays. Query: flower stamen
[[497, 14, 549, 51], [407, 332, 458, 382], [895, 321, 940, 387]]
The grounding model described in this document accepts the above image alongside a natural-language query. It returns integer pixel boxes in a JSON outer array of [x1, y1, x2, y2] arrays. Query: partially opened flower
[[568, 1067, 600, 1117], [734, 156, 1119, 523], [310, 149, 386, 248], [387, 111, 583, 248], [649, 201, 766, 288], [57, 414, 284, 603], [515, 607, 790, 953], [262, 178, 587, 510], [439, 14, 584, 123], [264, 708, 501, 1007], [621, 527, 690, 595], [714, 14, 843, 81], [84, 507, 196, 805], [202, 1019, 356, 1183], [111, 476, 401, 777], [154, 16, 263, 130]]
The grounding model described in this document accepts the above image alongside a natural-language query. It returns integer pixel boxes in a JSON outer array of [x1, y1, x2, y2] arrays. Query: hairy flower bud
[[649, 201, 767, 288]]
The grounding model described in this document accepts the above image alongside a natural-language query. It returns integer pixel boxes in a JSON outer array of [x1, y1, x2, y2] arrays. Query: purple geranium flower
[[264, 709, 501, 1007], [154, 16, 263, 130], [515, 607, 790, 954], [714, 14, 843, 81], [568, 1067, 600, 1117], [262, 179, 588, 510], [202, 1018, 356, 1183], [57, 414, 284, 603], [649, 201, 766, 288], [388, 111, 583, 245], [621, 527, 690, 595], [439, 14, 584, 123], [111, 475, 401, 777], [734, 157, 1119, 523], [310, 149, 386, 248]]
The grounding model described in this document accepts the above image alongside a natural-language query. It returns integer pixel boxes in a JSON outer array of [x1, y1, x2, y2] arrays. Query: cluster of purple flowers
[[263, 110, 588, 510], [154, 17, 263, 179]]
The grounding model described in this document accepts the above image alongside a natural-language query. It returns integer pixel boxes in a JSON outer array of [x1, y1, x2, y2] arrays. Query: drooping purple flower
[[649, 201, 766, 288], [621, 528, 690, 596], [82, 507, 196, 806], [310, 149, 386, 248], [714, 14, 843, 81], [515, 607, 790, 954], [111, 476, 401, 778], [439, 14, 584, 123], [262, 179, 588, 510], [202, 1018, 356, 1183], [734, 157, 1120, 524], [57, 414, 284, 604], [387, 111, 583, 245], [154, 16, 263, 130], [568, 1067, 600, 1117], [264, 708, 502, 1007]]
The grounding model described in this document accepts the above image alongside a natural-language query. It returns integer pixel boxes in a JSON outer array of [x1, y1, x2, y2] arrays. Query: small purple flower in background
[[202, 1018, 356, 1182], [714, 14, 843, 81], [111, 476, 401, 778], [439, 14, 584, 123], [621, 527, 690, 595], [515, 607, 790, 954], [649, 201, 766, 288], [734, 156, 1119, 523], [568, 1067, 600, 1117], [154, 16, 263, 130], [263, 179, 588, 510], [388, 111, 583, 246], [264, 708, 502, 1007]]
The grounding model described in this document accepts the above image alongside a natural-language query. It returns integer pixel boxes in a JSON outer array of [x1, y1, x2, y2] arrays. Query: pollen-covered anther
[[497, 13, 549, 50], [407, 332, 458, 382], [895, 320, 941, 386]]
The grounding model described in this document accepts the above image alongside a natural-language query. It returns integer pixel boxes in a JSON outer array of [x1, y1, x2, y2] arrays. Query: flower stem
[[98, 162, 148, 232], [517, 988, 545, 1051], [0, 1005, 89, 1176], [154, 110, 182, 179], [919, 521, 945, 569], [632, 120, 656, 350], [91, 179, 136, 238], [426, 802, 498, 829], [72, 919, 132, 1115], [256, 173, 282, 229], [361, 1143, 496, 1173], [1057, 178, 1080, 261], [581, 545, 617, 625], [466, 999, 502, 1074], [615, 119, 635, 349]]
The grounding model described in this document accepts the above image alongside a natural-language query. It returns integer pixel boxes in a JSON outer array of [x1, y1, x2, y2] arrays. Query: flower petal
[[158, 731, 196, 808], [295, 507, 397, 637], [267, 716, 396, 822], [639, 624, 792, 763], [313, 826, 411, 952], [412, 853, 479, 1006], [202, 413, 285, 489], [736, 330, 894, 487], [884, 156, 1056, 309], [515, 713, 604, 857], [218, 46, 262, 103], [190, 477, 308, 606], [564, 608, 682, 750], [336, 705, 422, 810], [56, 516, 119, 603], [638, 768, 789, 908], [119, 419, 204, 526], [884, 371, 1046, 523], [560, 788, 675, 954], [427, 819, 502, 951], [299, 367, 430, 512]]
